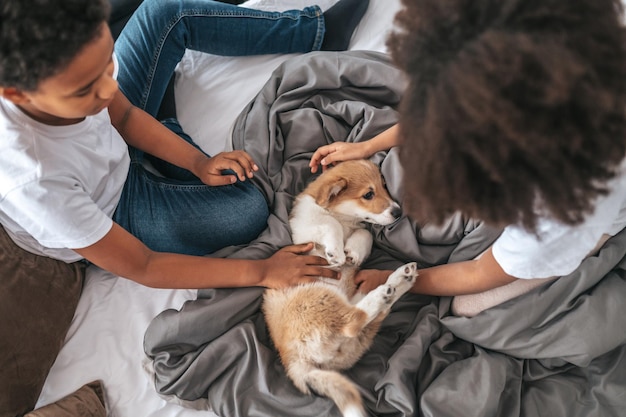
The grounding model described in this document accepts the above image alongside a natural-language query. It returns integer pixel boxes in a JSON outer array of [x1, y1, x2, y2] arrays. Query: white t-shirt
[[493, 159, 626, 279], [0, 99, 130, 262]]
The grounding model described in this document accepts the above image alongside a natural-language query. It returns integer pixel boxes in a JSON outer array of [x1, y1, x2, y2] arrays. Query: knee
[[239, 186, 269, 236]]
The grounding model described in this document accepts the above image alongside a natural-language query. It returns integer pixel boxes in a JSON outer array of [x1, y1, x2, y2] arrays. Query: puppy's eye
[[362, 191, 375, 200]]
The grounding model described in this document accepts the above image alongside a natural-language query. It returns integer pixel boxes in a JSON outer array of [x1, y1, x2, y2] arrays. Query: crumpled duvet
[[144, 51, 626, 417]]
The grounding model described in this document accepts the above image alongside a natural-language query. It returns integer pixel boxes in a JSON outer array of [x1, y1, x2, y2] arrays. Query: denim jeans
[[112, 0, 325, 255]]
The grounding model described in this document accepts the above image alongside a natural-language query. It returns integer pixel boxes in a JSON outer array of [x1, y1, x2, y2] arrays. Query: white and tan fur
[[263, 160, 418, 417]]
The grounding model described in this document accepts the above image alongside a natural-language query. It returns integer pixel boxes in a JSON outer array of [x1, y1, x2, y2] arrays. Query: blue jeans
[[113, 0, 325, 255]]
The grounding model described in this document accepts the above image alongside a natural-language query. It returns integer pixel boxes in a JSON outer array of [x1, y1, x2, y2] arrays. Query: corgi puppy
[[263, 160, 418, 417]]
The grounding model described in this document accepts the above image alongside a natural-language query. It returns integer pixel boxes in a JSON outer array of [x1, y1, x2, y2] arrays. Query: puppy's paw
[[344, 229, 372, 267], [344, 247, 362, 266], [385, 262, 418, 296], [358, 284, 395, 318], [324, 245, 346, 267], [379, 284, 395, 304]]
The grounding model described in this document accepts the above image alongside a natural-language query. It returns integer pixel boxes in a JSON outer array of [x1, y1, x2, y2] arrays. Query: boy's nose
[[97, 76, 118, 100]]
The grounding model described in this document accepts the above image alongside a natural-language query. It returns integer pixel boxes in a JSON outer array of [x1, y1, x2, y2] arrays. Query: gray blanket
[[144, 51, 626, 417]]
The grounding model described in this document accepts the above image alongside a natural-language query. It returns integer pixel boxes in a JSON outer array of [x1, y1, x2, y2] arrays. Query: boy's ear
[[0, 87, 30, 105]]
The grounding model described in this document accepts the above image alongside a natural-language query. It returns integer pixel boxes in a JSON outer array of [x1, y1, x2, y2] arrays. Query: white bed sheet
[[35, 1, 401, 416]]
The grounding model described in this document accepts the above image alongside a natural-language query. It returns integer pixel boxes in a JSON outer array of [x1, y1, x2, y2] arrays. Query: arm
[[354, 246, 517, 295], [74, 222, 337, 289], [309, 124, 400, 173], [412, 248, 517, 295], [108, 90, 257, 186]]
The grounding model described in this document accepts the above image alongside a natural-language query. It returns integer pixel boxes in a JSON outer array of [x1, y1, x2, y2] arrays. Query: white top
[[0, 99, 130, 262], [493, 159, 626, 279]]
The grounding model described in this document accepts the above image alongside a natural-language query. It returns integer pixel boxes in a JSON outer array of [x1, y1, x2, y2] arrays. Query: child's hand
[[309, 141, 370, 173], [354, 269, 392, 293], [194, 151, 258, 186], [309, 125, 400, 173], [258, 243, 339, 289]]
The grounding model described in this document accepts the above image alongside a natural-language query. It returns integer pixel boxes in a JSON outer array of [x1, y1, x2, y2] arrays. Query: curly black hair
[[388, 0, 626, 231], [0, 0, 110, 91]]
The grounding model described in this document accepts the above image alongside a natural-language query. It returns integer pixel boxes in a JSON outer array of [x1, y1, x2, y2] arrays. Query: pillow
[[24, 381, 106, 417], [0, 225, 85, 417]]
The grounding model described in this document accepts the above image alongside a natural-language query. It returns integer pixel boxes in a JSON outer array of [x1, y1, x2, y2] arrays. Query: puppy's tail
[[296, 367, 365, 417]]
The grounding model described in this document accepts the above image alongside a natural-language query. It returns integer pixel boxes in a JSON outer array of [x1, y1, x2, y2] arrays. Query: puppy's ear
[[315, 178, 347, 207]]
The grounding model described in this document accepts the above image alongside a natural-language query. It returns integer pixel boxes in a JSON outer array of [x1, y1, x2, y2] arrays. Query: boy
[[310, 0, 626, 315], [0, 0, 368, 414]]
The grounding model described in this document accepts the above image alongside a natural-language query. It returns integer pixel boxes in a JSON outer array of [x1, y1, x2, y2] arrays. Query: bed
[[34, 1, 626, 416]]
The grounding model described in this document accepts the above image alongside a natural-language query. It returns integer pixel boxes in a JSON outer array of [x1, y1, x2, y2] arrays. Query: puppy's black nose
[[391, 205, 402, 219]]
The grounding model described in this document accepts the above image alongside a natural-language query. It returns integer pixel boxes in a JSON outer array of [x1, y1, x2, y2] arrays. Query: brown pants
[[0, 226, 85, 417]]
